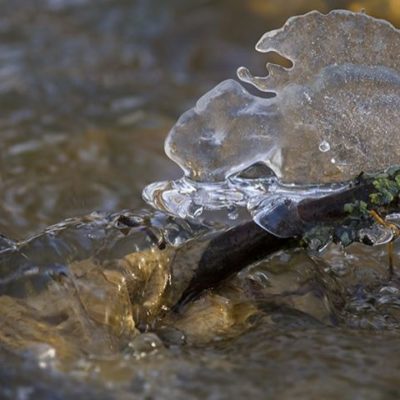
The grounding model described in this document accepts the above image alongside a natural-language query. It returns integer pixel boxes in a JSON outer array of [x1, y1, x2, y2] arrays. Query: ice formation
[[143, 10, 400, 236]]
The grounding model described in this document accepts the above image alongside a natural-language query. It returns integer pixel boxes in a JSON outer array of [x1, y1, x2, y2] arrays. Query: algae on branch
[[299, 167, 400, 250], [343, 167, 400, 214]]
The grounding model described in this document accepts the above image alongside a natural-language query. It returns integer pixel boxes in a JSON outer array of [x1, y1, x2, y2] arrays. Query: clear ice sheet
[[143, 10, 400, 236]]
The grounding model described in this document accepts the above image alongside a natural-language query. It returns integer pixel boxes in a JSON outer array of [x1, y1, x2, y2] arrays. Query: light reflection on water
[[1, 1, 400, 399]]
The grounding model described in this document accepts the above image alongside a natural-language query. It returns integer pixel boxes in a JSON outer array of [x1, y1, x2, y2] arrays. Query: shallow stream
[[1, 1, 400, 399]]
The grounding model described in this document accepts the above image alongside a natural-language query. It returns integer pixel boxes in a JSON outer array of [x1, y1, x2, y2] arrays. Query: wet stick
[[175, 169, 400, 306]]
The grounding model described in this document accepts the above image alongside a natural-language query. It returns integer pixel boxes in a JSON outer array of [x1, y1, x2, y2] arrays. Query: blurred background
[[1, 0, 399, 239]]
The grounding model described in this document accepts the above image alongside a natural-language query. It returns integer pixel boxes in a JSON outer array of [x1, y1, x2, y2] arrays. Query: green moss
[[305, 166, 400, 250], [371, 176, 399, 204], [337, 166, 400, 247], [344, 166, 400, 214], [343, 200, 369, 217]]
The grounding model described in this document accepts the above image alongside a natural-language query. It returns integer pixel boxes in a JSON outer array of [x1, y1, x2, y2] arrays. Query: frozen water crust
[[143, 10, 400, 236]]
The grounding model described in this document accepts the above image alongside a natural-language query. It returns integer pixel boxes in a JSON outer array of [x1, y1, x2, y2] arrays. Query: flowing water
[[1, 1, 400, 399]]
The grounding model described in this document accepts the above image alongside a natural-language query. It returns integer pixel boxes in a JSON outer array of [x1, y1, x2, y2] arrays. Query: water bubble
[[319, 140, 330, 152], [228, 207, 239, 220], [126, 333, 164, 359]]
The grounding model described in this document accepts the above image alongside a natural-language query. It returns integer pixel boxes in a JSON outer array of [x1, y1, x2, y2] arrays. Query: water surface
[[1, 1, 400, 399]]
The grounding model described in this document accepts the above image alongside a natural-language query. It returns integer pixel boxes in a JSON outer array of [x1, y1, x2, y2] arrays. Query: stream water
[[1, 1, 400, 399]]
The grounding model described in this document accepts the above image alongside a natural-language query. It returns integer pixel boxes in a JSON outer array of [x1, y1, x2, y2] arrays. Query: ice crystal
[[144, 10, 400, 236]]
